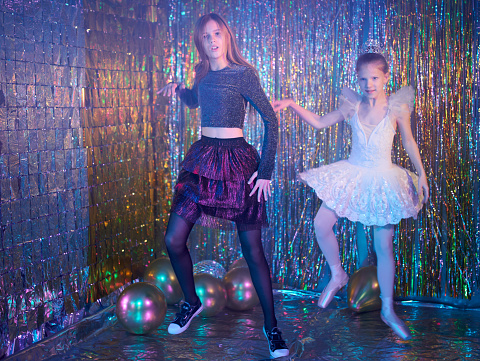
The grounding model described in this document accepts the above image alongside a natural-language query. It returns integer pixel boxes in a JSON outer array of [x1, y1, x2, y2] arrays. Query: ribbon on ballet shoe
[[317, 273, 349, 308], [380, 312, 412, 340]]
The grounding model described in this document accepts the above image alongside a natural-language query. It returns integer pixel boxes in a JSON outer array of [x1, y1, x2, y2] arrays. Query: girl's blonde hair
[[356, 53, 389, 74], [193, 13, 257, 84]]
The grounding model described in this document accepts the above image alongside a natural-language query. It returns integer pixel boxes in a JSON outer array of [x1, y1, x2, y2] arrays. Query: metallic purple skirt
[[170, 136, 268, 231]]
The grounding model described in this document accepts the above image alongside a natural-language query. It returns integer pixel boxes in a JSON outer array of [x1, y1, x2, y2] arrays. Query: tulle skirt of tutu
[[299, 160, 424, 226], [170, 136, 268, 231]]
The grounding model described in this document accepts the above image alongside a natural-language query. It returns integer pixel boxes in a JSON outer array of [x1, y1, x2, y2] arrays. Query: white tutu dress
[[299, 86, 424, 226]]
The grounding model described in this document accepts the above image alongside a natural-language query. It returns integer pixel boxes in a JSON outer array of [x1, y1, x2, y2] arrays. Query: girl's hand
[[248, 171, 272, 202], [157, 82, 184, 96], [272, 99, 293, 112], [418, 174, 429, 204]]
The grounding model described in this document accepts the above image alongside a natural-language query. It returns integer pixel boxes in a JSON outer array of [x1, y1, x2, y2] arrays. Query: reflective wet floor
[[24, 290, 480, 360]]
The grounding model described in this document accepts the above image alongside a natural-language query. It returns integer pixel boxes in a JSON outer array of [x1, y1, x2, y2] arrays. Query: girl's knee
[[243, 247, 266, 266], [164, 232, 185, 254], [313, 206, 337, 237], [314, 218, 333, 239], [374, 239, 393, 256], [373, 225, 394, 256]]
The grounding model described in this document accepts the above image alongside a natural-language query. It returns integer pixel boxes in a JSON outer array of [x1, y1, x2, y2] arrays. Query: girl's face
[[357, 63, 389, 99], [202, 20, 227, 62]]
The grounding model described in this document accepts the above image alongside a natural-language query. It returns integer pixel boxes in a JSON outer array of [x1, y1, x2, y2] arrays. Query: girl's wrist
[[175, 83, 182, 94]]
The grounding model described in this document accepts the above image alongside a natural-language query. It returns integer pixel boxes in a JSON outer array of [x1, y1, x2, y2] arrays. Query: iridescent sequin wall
[[0, 0, 477, 357], [0, 0, 167, 356]]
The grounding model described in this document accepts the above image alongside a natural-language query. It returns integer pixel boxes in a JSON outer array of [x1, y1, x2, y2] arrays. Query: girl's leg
[[372, 225, 395, 300], [373, 224, 411, 340], [164, 213, 199, 305], [314, 204, 349, 308], [356, 222, 369, 268], [164, 212, 204, 335], [237, 228, 276, 329], [237, 227, 289, 358]]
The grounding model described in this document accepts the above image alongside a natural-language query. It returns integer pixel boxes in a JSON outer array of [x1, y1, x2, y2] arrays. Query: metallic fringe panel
[[160, 0, 478, 306], [0, 0, 477, 358]]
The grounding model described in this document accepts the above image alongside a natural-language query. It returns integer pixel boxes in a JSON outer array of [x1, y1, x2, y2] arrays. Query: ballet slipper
[[380, 311, 412, 340], [317, 272, 349, 308]]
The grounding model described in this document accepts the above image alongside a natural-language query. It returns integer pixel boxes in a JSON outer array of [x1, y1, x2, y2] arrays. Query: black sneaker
[[167, 301, 204, 335], [263, 326, 289, 358]]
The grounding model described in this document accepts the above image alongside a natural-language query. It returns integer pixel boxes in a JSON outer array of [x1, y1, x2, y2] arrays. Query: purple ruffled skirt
[[170, 136, 268, 231]]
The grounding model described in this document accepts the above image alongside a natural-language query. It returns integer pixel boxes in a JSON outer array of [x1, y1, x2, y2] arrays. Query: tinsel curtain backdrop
[[0, 0, 477, 357], [160, 0, 478, 306]]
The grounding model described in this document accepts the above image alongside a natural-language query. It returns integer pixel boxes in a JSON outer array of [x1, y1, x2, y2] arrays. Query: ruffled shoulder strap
[[388, 86, 415, 113], [339, 87, 362, 123]]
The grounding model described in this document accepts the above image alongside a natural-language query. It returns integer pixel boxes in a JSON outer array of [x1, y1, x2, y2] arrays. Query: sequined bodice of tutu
[[298, 86, 424, 226], [348, 110, 396, 169]]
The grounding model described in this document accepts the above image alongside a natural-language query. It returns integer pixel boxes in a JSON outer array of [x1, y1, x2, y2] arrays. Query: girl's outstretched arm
[[272, 87, 359, 130], [396, 104, 430, 203], [158, 82, 184, 96], [272, 99, 343, 130], [157, 82, 199, 108]]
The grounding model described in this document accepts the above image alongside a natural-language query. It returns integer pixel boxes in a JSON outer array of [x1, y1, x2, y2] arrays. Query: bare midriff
[[202, 127, 243, 138]]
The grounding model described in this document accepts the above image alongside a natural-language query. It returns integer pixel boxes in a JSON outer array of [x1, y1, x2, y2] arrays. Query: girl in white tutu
[[273, 46, 429, 340]]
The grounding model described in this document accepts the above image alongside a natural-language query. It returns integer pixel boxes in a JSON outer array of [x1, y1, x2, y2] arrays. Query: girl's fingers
[[257, 182, 271, 201], [157, 83, 177, 96], [249, 183, 259, 197], [157, 86, 168, 95], [272, 100, 288, 111], [249, 179, 271, 201], [259, 185, 265, 202]]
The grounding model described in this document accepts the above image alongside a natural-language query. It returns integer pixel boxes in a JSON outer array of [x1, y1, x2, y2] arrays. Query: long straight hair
[[193, 13, 257, 85]]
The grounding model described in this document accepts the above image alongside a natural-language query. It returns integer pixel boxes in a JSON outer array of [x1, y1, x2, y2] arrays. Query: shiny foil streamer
[[0, 0, 478, 359], [160, 0, 478, 307]]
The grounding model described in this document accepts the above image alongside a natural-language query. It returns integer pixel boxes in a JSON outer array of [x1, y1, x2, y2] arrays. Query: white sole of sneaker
[[271, 349, 290, 358], [263, 327, 290, 358], [167, 304, 204, 335]]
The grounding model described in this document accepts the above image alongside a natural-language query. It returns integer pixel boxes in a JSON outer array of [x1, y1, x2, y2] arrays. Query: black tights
[[164, 213, 277, 330]]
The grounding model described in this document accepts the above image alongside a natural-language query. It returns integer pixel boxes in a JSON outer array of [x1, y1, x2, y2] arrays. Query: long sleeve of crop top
[[176, 83, 199, 108], [240, 68, 278, 180]]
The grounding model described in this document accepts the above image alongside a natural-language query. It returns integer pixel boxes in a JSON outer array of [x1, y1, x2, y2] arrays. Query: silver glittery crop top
[[176, 64, 278, 180]]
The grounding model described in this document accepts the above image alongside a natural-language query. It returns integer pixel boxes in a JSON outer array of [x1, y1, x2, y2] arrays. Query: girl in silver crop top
[[157, 13, 288, 358]]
